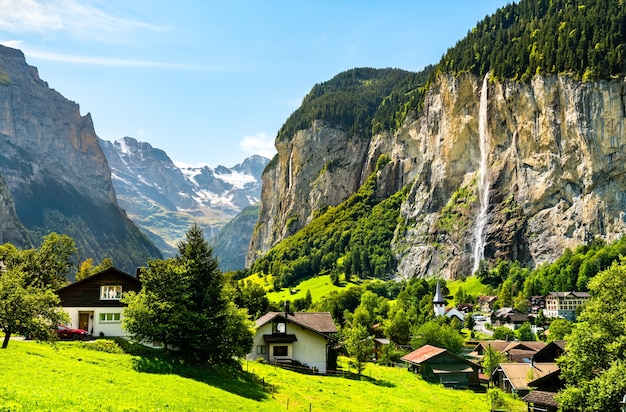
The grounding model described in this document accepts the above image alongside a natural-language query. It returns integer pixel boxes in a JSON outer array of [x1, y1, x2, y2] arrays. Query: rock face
[[100, 136, 268, 258], [0, 172, 30, 246], [0, 45, 161, 273], [248, 73, 626, 279]]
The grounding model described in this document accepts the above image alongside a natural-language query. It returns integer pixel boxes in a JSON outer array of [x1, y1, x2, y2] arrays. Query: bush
[[80, 339, 123, 354]]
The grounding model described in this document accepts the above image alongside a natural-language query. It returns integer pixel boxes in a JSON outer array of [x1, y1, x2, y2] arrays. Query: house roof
[[546, 291, 590, 298], [401, 344, 447, 364], [522, 390, 559, 408], [401, 344, 479, 371], [478, 295, 498, 303], [532, 340, 567, 362], [495, 363, 559, 391], [56, 267, 139, 293], [255, 312, 337, 335]]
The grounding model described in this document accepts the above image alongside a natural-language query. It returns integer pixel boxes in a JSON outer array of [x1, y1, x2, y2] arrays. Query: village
[[51, 266, 593, 412]]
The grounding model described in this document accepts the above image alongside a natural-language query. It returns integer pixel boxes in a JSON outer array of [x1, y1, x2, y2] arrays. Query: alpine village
[[2, 1, 626, 411]]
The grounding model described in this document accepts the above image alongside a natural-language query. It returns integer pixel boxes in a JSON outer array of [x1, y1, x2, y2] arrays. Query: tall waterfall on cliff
[[472, 74, 490, 273]]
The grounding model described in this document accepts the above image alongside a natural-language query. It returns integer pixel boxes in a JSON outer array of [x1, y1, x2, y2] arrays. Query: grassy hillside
[[0, 340, 524, 411]]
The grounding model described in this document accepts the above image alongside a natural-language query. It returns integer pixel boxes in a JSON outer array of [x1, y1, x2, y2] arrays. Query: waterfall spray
[[472, 74, 490, 273]]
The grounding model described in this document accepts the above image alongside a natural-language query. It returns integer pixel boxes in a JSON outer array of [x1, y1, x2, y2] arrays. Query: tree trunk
[[2, 331, 11, 349]]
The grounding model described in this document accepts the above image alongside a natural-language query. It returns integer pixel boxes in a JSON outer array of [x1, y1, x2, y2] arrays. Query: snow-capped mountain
[[99, 136, 269, 258]]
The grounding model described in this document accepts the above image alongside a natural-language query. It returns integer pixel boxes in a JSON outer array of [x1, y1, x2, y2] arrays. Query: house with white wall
[[247, 311, 337, 373], [56, 267, 141, 337]]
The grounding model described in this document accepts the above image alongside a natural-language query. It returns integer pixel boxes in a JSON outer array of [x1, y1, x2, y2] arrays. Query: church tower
[[433, 280, 446, 317]]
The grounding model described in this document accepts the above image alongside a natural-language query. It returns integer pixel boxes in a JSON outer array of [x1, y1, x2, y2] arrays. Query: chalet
[[477, 295, 498, 312], [247, 311, 337, 373], [491, 307, 532, 330], [521, 340, 568, 412], [544, 291, 590, 321], [56, 267, 141, 337], [401, 344, 481, 389], [470, 340, 546, 363], [492, 362, 559, 396]]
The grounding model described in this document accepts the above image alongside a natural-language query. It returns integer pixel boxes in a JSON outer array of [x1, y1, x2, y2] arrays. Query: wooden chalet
[[56, 267, 141, 337], [401, 344, 480, 389]]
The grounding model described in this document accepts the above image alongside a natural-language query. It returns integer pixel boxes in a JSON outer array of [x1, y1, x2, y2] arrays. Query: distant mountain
[[99, 136, 268, 260], [210, 205, 260, 272], [0, 45, 161, 274]]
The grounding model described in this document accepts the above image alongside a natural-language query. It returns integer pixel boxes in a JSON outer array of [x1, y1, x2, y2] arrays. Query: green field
[[242, 273, 360, 303], [0, 340, 523, 411], [446, 276, 489, 305]]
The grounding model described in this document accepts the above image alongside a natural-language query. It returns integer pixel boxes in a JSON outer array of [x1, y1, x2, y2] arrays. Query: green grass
[[241, 273, 360, 304], [446, 276, 489, 305], [0, 341, 525, 411]]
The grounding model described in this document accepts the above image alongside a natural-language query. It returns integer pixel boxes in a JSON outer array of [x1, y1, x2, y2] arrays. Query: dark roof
[[522, 390, 559, 408], [255, 312, 337, 335], [433, 280, 445, 304], [56, 267, 139, 293], [532, 340, 567, 362]]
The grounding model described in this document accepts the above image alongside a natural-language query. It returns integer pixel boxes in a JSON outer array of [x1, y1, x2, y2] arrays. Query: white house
[[56, 267, 141, 338], [247, 311, 337, 373]]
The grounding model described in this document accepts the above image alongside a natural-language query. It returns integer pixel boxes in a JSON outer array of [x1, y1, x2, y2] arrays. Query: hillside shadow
[[324, 369, 397, 388], [132, 357, 269, 401], [112, 339, 268, 402]]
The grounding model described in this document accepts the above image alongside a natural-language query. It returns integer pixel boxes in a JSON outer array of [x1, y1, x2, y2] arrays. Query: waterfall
[[472, 74, 490, 273]]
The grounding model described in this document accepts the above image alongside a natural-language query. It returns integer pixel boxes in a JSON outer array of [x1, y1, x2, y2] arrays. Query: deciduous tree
[[558, 258, 626, 411]]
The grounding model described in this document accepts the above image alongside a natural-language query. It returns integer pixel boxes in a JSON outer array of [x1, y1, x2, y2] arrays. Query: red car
[[54, 325, 90, 340]]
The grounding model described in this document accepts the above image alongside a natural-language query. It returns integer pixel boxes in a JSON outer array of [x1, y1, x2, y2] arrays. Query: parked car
[[54, 325, 89, 340]]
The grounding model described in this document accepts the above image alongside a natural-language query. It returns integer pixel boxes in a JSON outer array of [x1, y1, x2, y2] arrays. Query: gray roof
[[255, 312, 337, 335], [433, 280, 445, 304]]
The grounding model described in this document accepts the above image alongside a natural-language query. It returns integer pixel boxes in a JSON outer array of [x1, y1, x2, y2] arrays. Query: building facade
[[544, 292, 590, 321]]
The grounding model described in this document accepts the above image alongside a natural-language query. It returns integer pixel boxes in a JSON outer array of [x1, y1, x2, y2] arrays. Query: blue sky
[[0, 0, 511, 167]]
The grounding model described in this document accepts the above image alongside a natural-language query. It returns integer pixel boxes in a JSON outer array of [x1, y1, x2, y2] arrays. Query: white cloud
[[0, 0, 164, 40], [14, 47, 203, 69], [240, 132, 276, 159]]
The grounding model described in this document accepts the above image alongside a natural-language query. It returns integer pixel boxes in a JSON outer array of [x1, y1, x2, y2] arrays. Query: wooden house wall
[[57, 270, 140, 307]]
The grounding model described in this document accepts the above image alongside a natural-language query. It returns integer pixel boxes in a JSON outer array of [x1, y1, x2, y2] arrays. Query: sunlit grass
[[0, 340, 526, 411]]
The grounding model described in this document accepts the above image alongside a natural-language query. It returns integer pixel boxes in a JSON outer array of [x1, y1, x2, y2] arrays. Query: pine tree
[[123, 224, 253, 364]]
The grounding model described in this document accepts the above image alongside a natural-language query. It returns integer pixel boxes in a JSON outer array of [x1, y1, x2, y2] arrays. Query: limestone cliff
[[0, 45, 161, 273], [248, 73, 626, 279]]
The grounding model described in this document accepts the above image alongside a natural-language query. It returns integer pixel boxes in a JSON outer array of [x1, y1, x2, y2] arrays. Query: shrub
[[81, 339, 123, 354]]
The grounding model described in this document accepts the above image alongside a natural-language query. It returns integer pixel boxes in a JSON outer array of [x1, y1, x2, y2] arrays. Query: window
[[273, 345, 288, 357], [272, 321, 286, 334], [100, 285, 122, 300], [256, 345, 267, 355], [99, 313, 121, 323]]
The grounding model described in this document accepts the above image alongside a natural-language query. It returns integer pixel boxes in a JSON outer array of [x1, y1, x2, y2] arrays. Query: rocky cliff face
[[0, 45, 161, 273], [100, 136, 268, 258], [248, 73, 626, 279], [0, 172, 30, 246]]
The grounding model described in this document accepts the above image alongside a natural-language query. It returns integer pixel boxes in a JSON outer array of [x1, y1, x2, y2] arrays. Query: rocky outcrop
[[247, 122, 371, 263], [0, 45, 161, 273], [0, 172, 30, 246], [249, 73, 626, 279]]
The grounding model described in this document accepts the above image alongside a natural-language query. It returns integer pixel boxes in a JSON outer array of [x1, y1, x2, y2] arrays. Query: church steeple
[[433, 280, 445, 317]]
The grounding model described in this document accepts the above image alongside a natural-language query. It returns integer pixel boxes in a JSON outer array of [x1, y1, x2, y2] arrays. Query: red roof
[[401, 344, 447, 364]]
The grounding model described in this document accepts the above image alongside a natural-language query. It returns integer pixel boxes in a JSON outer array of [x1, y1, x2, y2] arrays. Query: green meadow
[[0, 340, 523, 411]]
